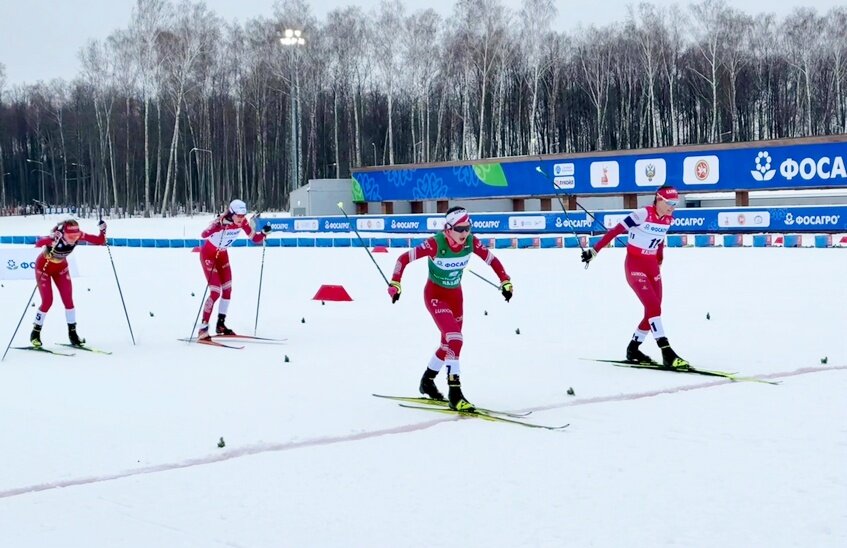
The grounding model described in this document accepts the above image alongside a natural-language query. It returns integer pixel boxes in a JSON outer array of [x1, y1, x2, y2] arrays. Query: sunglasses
[[450, 224, 471, 233], [658, 197, 679, 207]]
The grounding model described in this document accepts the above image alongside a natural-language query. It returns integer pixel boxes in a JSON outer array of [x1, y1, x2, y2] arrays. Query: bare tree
[[370, 0, 405, 165], [577, 26, 615, 150], [130, 0, 170, 216], [520, 0, 557, 154], [689, 0, 729, 142], [158, 1, 221, 216], [782, 8, 824, 136], [453, 0, 509, 159], [823, 7, 847, 132]]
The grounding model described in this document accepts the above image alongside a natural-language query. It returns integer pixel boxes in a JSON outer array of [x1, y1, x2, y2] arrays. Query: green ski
[[58, 344, 112, 355], [398, 404, 568, 430], [373, 393, 532, 417], [13, 346, 76, 357], [588, 359, 780, 385]]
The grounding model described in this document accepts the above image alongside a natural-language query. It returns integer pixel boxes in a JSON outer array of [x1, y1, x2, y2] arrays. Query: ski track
[[1, 364, 842, 500]]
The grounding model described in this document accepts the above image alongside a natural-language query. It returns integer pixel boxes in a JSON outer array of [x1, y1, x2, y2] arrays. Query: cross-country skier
[[387, 206, 513, 411], [197, 199, 271, 340], [30, 219, 107, 347], [581, 185, 689, 368]]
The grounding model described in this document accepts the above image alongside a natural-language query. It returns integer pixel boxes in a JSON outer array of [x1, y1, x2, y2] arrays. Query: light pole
[[26, 159, 45, 204], [190, 147, 212, 215], [280, 29, 306, 197], [372, 142, 377, 166]]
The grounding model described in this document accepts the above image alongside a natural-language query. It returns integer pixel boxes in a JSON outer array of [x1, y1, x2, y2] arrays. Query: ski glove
[[500, 280, 513, 302], [581, 248, 597, 264], [98, 220, 107, 232], [262, 223, 272, 234], [388, 281, 401, 303]]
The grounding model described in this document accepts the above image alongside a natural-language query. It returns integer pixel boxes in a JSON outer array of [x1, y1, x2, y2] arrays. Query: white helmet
[[229, 199, 247, 215]]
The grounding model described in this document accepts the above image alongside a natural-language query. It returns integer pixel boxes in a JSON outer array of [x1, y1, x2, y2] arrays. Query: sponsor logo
[[433, 257, 471, 270], [779, 156, 847, 181], [323, 220, 351, 230], [751, 151, 776, 181], [643, 223, 669, 233], [472, 219, 501, 230], [604, 214, 627, 229], [554, 217, 592, 229], [427, 217, 446, 231], [294, 219, 319, 231], [635, 159, 666, 186], [357, 218, 385, 231], [554, 163, 575, 176], [389, 219, 420, 230], [590, 161, 620, 188], [784, 212, 841, 226], [717, 211, 770, 228], [508, 216, 546, 230], [683, 155, 719, 184], [672, 217, 706, 227], [6, 259, 36, 270], [553, 176, 575, 189]]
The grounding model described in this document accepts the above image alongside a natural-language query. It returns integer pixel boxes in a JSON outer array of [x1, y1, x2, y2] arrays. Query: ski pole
[[535, 165, 626, 247], [254, 239, 267, 336], [2, 284, 38, 362], [337, 202, 391, 286], [103, 221, 136, 345], [188, 284, 210, 343], [468, 269, 499, 290]]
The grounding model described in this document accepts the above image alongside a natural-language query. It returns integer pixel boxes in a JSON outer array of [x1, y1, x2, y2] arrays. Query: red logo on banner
[[695, 160, 710, 181]]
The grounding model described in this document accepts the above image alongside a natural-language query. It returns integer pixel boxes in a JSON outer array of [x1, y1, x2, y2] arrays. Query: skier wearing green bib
[[388, 207, 513, 411]]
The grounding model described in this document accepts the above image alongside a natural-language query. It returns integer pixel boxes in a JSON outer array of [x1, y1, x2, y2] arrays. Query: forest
[[0, 0, 844, 215]]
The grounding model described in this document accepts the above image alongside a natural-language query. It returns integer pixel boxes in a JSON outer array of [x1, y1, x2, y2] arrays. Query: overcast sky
[[0, 0, 842, 86]]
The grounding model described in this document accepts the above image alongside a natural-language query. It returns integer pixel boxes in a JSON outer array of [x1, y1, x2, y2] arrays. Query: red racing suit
[[199, 215, 266, 326], [592, 206, 672, 334]]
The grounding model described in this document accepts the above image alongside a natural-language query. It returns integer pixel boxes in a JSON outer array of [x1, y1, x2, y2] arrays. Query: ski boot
[[68, 323, 85, 347], [30, 324, 43, 348], [626, 339, 657, 365], [447, 374, 475, 412], [419, 368, 445, 401], [216, 314, 236, 336], [197, 325, 212, 341], [657, 337, 689, 369]]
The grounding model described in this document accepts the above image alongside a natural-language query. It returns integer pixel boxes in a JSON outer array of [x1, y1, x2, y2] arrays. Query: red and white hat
[[445, 208, 470, 227], [656, 186, 679, 204]]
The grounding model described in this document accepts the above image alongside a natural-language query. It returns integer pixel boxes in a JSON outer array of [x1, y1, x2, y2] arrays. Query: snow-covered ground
[[0, 213, 845, 547]]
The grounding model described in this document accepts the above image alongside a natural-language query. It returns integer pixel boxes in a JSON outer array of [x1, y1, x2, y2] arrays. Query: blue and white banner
[[351, 139, 847, 201], [256, 205, 847, 235], [0, 249, 79, 280]]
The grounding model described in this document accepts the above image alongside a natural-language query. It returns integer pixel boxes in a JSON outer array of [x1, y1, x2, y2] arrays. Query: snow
[[0, 213, 845, 547]]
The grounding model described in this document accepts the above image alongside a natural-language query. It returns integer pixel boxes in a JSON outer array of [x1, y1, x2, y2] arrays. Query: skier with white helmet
[[196, 199, 271, 340]]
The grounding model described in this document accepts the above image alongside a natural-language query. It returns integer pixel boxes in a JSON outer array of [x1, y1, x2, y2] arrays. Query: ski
[[373, 393, 532, 417], [13, 346, 76, 357], [212, 335, 288, 343], [588, 359, 780, 385], [398, 404, 568, 430], [177, 338, 244, 349], [213, 334, 288, 345], [58, 344, 112, 355]]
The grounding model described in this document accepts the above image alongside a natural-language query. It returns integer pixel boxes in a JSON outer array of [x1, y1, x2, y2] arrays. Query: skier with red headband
[[581, 186, 689, 369], [388, 206, 513, 411], [197, 199, 271, 340], [30, 218, 108, 347]]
